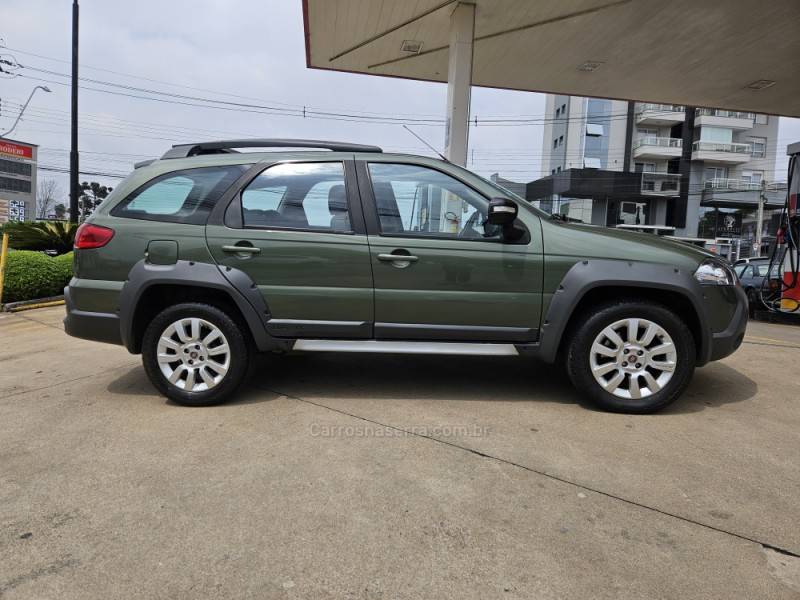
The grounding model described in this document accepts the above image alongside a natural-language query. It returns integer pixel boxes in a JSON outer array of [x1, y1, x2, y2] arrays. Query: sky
[[1, 0, 799, 204]]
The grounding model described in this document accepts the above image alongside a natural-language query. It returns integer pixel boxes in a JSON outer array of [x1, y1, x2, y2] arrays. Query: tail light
[[74, 223, 115, 249]]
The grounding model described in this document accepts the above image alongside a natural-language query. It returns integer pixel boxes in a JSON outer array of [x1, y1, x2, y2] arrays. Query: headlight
[[694, 259, 736, 285]]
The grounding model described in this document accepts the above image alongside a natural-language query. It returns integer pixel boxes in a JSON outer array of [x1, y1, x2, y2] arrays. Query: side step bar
[[292, 340, 520, 356]]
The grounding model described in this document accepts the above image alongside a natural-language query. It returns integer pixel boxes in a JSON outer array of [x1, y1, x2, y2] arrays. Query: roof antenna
[[402, 125, 449, 162]]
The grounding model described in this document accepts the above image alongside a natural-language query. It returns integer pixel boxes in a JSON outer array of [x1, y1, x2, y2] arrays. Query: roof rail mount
[[161, 139, 383, 159]]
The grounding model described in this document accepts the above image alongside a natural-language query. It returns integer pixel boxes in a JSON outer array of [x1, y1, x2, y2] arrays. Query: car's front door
[[356, 160, 544, 342], [206, 159, 374, 338]]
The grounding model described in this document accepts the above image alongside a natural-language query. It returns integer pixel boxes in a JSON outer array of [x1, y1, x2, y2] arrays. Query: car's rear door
[[355, 158, 544, 342], [205, 157, 374, 339]]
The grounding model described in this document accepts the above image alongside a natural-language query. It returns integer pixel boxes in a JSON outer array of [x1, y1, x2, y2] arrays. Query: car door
[[355, 159, 544, 342], [205, 158, 374, 338]]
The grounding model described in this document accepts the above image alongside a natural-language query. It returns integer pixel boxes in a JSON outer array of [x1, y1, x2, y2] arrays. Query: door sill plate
[[292, 340, 519, 356]]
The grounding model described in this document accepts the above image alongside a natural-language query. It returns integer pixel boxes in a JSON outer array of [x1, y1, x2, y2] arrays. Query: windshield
[[482, 177, 550, 218]]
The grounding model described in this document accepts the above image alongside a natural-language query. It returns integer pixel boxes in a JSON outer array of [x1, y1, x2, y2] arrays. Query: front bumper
[[705, 285, 748, 363], [63, 285, 123, 346]]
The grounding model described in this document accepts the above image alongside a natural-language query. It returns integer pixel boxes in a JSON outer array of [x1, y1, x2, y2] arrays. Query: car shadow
[[107, 353, 757, 413], [105, 365, 283, 407]]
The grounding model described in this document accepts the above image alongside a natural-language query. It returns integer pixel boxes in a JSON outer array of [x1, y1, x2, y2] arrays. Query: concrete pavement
[[1, 307, 799, 599]]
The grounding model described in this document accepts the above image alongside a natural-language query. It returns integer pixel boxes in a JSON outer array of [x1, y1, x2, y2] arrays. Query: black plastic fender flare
[[118, 259, 285, 353], [535, 259, 711, 365]]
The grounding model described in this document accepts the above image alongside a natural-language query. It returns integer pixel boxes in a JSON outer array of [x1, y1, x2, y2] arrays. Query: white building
[[538, 95, 780, 242]]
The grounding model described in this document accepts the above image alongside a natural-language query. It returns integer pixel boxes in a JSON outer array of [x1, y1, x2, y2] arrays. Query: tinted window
[[367, 163, 500, 240], [113, 165, 248, 224], [241, 162, 350, 232]]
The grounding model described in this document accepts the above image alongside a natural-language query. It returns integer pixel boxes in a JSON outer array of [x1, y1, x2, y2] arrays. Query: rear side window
[[112, 165, 249, 224]]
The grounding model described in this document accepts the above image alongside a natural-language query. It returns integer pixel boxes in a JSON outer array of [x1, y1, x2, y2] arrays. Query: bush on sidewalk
[[1, 250, 74, 304]]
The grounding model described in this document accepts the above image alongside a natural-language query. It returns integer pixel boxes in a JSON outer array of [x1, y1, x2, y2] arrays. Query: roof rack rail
[[161, 139, 383, 159]]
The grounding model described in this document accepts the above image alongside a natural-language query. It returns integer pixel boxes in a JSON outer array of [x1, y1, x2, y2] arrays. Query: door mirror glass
[[486, 198, 518, 226]]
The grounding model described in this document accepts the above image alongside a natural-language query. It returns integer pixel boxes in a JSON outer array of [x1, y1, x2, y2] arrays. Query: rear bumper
[[63, 285, 123, 346], [706, 285, 748, 363]]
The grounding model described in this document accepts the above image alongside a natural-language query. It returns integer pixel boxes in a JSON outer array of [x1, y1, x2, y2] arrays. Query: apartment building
[[535, 95, 781, 243]]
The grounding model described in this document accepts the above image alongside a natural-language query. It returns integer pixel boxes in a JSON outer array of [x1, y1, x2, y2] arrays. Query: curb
[[1, 295, 65, 313]]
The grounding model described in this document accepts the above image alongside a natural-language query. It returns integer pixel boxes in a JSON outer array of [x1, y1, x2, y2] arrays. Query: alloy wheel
[[156, 318, 231, 392], [589, 318, 677, 400]]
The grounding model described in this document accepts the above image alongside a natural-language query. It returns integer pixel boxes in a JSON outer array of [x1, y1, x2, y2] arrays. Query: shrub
[[0, 221, 78, 255], [1, 250, 74, 304]]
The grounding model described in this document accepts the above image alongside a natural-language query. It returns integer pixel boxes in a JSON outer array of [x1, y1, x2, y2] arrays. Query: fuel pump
[[764, 143, 800, 314]]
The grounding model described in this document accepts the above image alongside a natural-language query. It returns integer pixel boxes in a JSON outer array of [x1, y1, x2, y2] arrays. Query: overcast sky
[[2, 0, 799, 202]]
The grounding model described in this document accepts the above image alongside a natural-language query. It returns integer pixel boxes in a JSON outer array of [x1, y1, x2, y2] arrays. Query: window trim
[[215, 159, 366, 235], [357, 160, 529, 245]]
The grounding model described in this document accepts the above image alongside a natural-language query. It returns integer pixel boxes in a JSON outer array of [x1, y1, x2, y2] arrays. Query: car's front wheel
[[142, 303, 250, 406], [566, 300, 695, 413]]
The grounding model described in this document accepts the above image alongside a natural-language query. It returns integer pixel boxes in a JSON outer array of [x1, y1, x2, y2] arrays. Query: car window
[[734, 265, 747, 278], [367, 163, 501, 240], [113, 165, 248, 224], [756, 264, 781, 277], [241, 162, 351, 232]]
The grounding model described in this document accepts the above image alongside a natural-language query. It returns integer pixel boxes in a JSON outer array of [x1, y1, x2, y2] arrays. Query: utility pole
[[69, 0, 79, 224], [755, 179, 766, 256]]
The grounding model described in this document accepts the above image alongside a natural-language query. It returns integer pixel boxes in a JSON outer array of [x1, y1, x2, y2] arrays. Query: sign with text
[[0, 140, 34, 160]]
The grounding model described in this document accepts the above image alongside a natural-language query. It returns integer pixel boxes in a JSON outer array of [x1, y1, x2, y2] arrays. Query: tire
[[141, 303, 250, 406], [566, 300, 695, 414]]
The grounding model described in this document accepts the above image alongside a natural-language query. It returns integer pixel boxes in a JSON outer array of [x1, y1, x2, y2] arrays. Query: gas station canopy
[[303, 0, 800, 118]]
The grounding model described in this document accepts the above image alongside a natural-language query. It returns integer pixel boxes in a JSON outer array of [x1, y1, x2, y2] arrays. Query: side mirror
[[487, 198, 518, 226]]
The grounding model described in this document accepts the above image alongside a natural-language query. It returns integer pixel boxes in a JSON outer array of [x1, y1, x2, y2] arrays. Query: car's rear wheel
[[566, 300, 695, 413], [142, 303, 250, 406]]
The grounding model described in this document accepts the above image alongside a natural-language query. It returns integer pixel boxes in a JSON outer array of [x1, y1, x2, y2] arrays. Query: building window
[[754, 114, 768, 125], [558, 135, 564, 146], [700, 126, 733, 143], [553, 139, 558, 149], [634, 162, 656, 173], [0, 176, 32, 194], [586, 123, 604, 136], [584, 157, 601, 169], [561, 103, 566, 114], [556, 166, 561, 172], [741, 170, 763, 184], [555, 107, 561, 118], [749, 137, 766, 158], [0, 158, 33, 177]]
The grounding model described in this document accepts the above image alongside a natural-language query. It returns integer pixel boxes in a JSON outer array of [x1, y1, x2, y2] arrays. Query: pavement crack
[[259, 384, 800, 559]]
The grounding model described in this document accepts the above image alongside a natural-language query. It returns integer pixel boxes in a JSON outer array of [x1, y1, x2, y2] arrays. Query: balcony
[[695, 108, 755, 130], [691, 141, 752, 164], [636, 103, 685, 126], [701, 178, 787, 208], [632, 136, 683, 159], [641, 172, 681, 196]]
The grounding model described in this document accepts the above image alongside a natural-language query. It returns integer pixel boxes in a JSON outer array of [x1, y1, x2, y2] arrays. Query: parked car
[[64, 139, 747, 413], [734, 259, 782, 315]]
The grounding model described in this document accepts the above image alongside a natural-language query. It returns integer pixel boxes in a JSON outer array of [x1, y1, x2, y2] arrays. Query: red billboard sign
[[0, 140, 33, 160]]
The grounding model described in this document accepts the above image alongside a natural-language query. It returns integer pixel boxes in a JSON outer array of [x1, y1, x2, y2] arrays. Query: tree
[[79, 181, 113, 220], [36, 178, 63, 219], [0, 221, 78, 255], [54, 203, 67, 219]]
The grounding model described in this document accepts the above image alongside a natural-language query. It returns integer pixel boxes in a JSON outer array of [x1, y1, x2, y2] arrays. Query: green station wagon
[[65, 139, 747, 413]]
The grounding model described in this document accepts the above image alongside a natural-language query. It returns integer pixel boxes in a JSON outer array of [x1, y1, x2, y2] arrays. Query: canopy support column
[[444, 2, 475, 166]]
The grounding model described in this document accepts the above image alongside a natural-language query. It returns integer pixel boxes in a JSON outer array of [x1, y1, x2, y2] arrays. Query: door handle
[[378, 253, 418, 262], [222, 244, 261, 254]]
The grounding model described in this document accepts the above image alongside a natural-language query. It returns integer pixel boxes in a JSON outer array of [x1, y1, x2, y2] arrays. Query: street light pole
[[69, 0, 80, 224], [0, 85, 51, 137]]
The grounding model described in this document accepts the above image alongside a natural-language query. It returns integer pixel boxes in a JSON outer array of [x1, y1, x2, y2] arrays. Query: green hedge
[[1, 250, 74, 304]]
